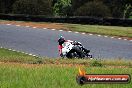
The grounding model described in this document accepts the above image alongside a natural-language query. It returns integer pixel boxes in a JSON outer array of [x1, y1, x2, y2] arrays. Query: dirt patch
[[0, 61, 130, 69], [0, 61, 43, 68], [106, 65, 130, 68], [0, 61, 84, 68], [0, 20, 67, 30]]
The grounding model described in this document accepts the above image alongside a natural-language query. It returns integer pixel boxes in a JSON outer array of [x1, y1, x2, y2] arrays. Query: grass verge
[[64, 24, 132, 38], [1, 48, 132, 67], [0, 48, 40, 64], [0, 48, 132, 88], [0, 63, 132, 88]]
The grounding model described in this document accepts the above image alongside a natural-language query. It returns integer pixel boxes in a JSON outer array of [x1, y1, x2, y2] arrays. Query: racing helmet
[[58, 36, 65, 45]]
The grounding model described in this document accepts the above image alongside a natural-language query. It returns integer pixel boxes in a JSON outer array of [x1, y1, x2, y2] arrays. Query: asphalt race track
[[0, 24, 132, 59]]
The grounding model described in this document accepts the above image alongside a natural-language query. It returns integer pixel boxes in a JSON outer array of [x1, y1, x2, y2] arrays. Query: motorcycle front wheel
[[66, 47, 85, 59]]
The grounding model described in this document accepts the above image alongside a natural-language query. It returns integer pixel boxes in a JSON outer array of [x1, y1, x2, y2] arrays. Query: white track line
[[68, 31, 72, 32], [21, 52, 25, 54], [33, 27, 37, 28], [25, 53, 28, 55], [97, 35, 101, 37], [124, 39, 127, 41], [0, 46, 40, 58], [8, 49, 12, 51], [12, 50, 16, 52], [16, 25, 20, 27], [26, 26, 30, 27], [82, 33, 86, 34], [75, 32, 79, 33], [43, 28, 47, 29], [29, 54, 33, 56], [89, 34, 93, 35], [51, 29, 56, 30], [104, 36, 108, 37], [7, 24, 11, 25], [32, 55, 36, 57], [118, 38, 122, 40], [59, 30, 63, 31]]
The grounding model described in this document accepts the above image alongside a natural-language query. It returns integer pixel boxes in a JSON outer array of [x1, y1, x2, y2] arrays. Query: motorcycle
[[61, 41, 93, 59]]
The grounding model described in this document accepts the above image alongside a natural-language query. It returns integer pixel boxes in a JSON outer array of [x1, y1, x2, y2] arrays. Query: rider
[[57, 36, 90, 57], [58, 36, 72, 57]]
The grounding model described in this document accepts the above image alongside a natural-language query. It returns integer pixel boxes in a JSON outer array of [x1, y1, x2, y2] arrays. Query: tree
[[123, 4, 132, 18], [74, 1, 111, 17], [53, 0, 72, 16], [72, 0, 132, 18], [12, 0, 52, 15], [103, 0, 132, 18], [103, 0, 124, 18], [72, 0, 91, 10], [122, 0, 132, 18], [0, 0, 17, 13]]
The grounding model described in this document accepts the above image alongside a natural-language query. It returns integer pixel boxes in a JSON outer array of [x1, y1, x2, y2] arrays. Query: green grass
[[64, 24, 132, 38], [0, 64, 131, 88], [0, 48, 132, 88], [0, 48, 40, 63]]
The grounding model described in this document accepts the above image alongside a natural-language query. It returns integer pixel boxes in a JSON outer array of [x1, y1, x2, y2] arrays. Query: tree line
[[0, 0, 132, 18]]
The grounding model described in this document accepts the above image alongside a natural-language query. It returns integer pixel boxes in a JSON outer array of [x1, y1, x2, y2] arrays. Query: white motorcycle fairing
[[61, 42, 74, 56]]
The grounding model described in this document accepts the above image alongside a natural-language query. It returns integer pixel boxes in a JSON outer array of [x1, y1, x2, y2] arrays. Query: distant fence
[[0, 14, 132, 26]]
